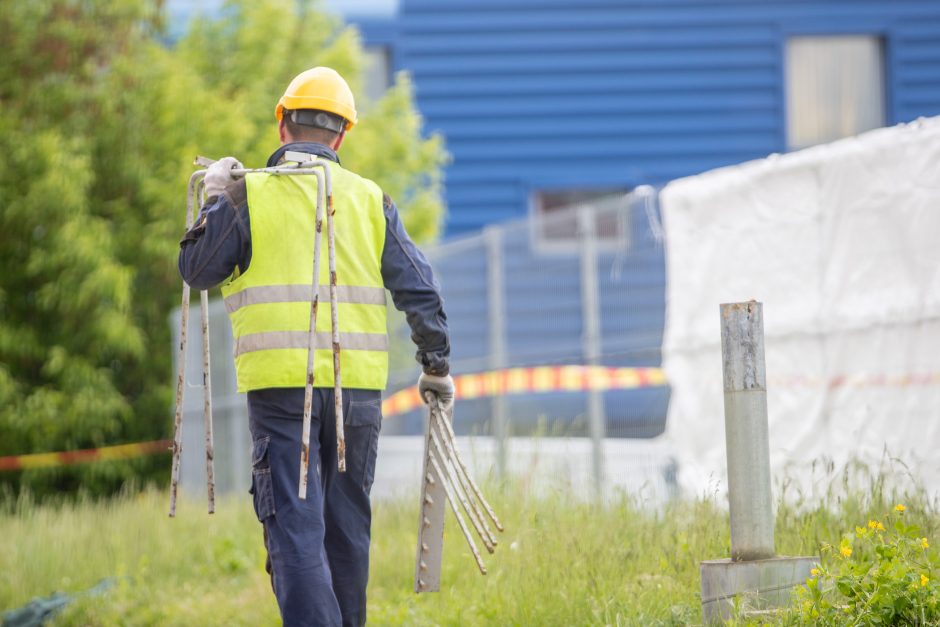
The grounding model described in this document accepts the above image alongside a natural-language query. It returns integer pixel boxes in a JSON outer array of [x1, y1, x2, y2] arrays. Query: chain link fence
[[384, 188, 671, 443]]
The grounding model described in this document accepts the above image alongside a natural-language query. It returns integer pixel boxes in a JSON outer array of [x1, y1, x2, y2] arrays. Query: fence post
[[720, 301, 774, 560], [485, 225, 509, 479], [700, 301, 816, 623], [578, 208, 605, 499]]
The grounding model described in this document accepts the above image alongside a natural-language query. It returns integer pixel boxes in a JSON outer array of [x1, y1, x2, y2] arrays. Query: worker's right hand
[[203, 157, 244, 198], [418, 373, 455, 412]]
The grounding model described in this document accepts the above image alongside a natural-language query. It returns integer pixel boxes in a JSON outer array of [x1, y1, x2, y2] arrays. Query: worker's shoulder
[[222, 177, 248, 209], [335, 163, 383, 196]]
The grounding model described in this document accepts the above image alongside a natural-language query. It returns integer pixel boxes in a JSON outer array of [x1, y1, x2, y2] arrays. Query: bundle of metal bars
[[414, 392, 503, 592], [169, 152, 345, 517]]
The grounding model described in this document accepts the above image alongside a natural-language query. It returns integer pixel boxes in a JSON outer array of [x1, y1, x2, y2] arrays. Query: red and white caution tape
[[382, 365, 666, 418], [0, 439, 173, 471]]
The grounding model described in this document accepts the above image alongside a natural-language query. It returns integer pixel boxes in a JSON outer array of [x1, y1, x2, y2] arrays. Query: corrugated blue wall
[[392, 0, 940, 236]]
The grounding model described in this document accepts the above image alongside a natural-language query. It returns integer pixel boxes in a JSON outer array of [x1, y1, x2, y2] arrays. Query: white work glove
[[204, 156, 244, 199], [418, 373, 455, 411]]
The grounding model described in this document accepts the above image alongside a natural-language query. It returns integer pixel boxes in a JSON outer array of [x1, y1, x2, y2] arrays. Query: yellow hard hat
[[275, 67, 358, 129]]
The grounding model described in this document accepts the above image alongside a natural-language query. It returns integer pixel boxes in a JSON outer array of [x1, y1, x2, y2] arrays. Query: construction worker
[[178, 67, 453, 627]]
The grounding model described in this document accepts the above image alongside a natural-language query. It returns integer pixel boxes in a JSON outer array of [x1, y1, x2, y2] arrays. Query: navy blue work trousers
[[248, 388, 382, 627]]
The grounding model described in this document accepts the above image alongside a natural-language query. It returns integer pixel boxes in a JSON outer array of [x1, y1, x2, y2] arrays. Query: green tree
[[0, 0, 447, 498]]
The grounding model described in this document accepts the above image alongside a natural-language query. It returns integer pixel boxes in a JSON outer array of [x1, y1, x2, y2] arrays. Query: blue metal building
[[352, 0, 940, 437], [352, 0, 940, 236]]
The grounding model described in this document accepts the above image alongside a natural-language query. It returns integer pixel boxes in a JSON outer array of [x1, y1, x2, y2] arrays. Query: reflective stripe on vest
[[220, 162, 388, 392], [224, 284, 386, 314], [235, 330, 389, 357]]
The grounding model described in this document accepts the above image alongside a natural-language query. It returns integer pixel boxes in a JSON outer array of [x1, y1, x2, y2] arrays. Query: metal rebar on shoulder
[[196, 179, 216, 515], [171, 155, 345, 519], [170, 166, 216, 517]]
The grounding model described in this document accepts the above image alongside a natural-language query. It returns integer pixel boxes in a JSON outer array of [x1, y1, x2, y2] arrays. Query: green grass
[[1, 468, 937, 626]]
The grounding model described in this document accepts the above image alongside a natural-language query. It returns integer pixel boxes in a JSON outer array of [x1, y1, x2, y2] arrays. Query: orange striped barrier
[[0, 439, 173, 472], [382, 365, 666, 418]]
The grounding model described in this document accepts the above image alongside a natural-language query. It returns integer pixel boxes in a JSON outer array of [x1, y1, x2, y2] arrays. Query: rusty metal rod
[[431, 431, 496, 551], [430, 412, 496, 549], [322, 164, 345, 474], [298, 165, 326, 500], [200, 280, 216, 515], [169, 168, 207, 517], [429, 428, 495, 553], [196, 178, 216, 514], [430, 394, 504, 532], [427, 453, 487, 575], [431, 405, 498, 546]]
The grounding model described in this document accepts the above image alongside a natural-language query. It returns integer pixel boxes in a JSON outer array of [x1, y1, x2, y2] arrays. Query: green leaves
[[0, 0, 446, 497], [781, 505, 939, 625]]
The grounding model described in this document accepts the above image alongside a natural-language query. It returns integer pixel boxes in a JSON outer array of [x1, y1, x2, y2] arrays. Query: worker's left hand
[[204, 156, 244, 198], [418, 373, 455, 411]]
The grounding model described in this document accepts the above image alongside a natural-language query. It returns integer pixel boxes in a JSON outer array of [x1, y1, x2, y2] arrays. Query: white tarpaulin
[[660, 117, 940, 498]]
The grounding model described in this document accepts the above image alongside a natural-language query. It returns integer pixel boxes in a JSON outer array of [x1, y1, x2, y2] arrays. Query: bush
[[779, 503, 939, 625], [0, 0, 446, 499]]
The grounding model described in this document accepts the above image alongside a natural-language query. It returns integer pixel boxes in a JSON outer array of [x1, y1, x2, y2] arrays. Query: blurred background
[[2, 0, 939, 504]]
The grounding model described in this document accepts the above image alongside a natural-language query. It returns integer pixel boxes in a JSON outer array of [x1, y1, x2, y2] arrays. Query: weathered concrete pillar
[[700, 301, 817, 624], [720, 301, 774, 560]]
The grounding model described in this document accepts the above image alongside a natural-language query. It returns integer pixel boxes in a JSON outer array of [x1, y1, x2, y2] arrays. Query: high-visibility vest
[[220, 162, 388, 393]]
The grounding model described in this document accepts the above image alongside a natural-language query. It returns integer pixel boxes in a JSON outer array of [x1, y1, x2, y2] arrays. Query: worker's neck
[[281, 135, 340, 152]]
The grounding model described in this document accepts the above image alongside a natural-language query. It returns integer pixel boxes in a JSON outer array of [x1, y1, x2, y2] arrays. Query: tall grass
[[1, 465, 937, 626], [1, 488, 278, 626]]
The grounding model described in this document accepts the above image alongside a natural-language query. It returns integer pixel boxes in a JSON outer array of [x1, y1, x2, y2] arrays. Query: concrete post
[[720, 301, 774, 560], [700, 301, 817, 623]]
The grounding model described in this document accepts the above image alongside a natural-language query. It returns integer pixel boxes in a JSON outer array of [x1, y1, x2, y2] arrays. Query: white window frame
[[785, 35, 886, 150], [529, 189, 632, 255]]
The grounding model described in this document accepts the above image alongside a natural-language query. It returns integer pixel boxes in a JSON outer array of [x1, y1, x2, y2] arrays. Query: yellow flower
[[868, 520, 885, 532], [856, 526, 867, 537], [840, 545, 853, 558], [921, 574, 929, 587], [922, 538, 930, 549], [811, 568, 820, 577], [895, 504, 907, 513]]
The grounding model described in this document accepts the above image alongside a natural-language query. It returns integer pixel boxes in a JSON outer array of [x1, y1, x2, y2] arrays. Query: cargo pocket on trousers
[[249, 435, 276, 522], [345, 393, 382, 494]]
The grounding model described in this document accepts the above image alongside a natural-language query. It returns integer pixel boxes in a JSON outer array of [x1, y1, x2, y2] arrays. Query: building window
[[785, 36, 886, 150], [531, 189, 631, 253], [362, 45, 391, 102]]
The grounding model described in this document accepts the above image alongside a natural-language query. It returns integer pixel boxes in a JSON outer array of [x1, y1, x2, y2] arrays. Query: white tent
[[660, 117, 940, 499]]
